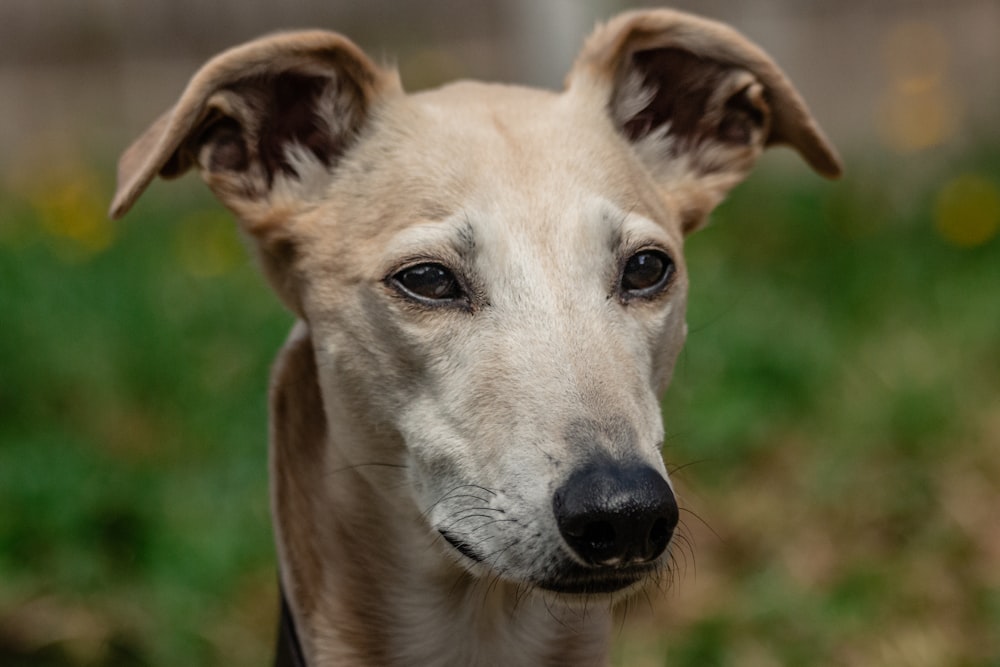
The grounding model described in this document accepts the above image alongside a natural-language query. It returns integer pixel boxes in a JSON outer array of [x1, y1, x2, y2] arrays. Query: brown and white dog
[[111, 8, 840, 666]]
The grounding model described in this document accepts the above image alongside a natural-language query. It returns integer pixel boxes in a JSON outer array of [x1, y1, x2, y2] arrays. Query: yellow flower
[[33, 167, 116, 260], [934, 174, 1000, 248]]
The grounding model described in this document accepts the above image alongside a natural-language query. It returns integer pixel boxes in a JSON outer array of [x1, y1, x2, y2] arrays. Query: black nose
[[553, 462, 678, 566]]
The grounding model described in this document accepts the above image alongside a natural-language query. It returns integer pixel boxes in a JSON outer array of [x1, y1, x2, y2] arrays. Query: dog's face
[[301, 83, 690, 593], [111, 10, 840, 598]]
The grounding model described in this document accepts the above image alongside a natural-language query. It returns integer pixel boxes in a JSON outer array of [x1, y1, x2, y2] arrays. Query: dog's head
[[112, 10, 839, 599]]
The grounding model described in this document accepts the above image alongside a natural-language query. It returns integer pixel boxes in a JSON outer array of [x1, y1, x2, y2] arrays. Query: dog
[[110, 8, 840, 666]]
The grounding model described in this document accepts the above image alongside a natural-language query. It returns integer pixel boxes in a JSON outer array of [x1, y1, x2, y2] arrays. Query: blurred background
[[1, 1, 998, 665]]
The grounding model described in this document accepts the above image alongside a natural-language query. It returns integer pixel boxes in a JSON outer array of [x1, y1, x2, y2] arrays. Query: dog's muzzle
[[439, 461, 678, 595]]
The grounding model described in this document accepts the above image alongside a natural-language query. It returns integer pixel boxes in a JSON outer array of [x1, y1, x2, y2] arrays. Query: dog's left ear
[[567, 9, 842, 233]]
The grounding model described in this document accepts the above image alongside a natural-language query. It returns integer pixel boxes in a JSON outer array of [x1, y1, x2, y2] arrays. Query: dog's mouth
[[440, 530, 485, 563], [537, 562, 652, 595], [440, 530, 653, 595]]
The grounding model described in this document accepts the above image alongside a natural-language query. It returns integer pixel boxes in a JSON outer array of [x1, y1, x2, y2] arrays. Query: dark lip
[[440, 531, 654, 595], [537, 567, 649, 595], [440, 530, 484, 563]]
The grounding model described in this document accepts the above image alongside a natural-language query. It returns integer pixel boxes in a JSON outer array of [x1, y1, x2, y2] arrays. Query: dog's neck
[[268, 323, 612, 666]]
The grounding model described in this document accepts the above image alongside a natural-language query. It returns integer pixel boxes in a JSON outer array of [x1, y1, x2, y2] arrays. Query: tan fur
[[111, 9, 839, 666]]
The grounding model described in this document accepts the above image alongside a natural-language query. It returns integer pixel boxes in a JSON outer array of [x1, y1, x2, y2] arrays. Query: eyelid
[[383, 253, 456, 284], [618, 241, 673, 275]]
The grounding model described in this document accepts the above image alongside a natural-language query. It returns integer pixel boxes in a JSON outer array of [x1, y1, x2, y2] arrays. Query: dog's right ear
[[110, 31, 400, 312], [110, 31, 399, 221]]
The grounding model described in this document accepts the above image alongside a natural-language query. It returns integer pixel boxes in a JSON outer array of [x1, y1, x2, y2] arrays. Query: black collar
[[274, 584, 308, 667]]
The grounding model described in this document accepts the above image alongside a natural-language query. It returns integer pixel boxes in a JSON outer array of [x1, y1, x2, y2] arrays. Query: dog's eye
[[620, 250, 674, 298], [392, 263, 464, 303]]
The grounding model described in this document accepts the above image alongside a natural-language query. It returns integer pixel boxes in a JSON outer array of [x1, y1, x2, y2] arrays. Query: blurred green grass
[[1, 149, 998, 666]]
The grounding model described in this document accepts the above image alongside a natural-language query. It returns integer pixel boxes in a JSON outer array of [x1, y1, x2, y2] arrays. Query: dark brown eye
[[392, 263, 464, 303], [620, 250, 674, 297]]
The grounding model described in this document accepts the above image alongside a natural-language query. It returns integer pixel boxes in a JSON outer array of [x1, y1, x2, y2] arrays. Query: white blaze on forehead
[[471, 196, 665, 276]]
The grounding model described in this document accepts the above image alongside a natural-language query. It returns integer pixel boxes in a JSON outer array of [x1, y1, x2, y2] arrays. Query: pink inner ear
[[615, 47, 764, 150]]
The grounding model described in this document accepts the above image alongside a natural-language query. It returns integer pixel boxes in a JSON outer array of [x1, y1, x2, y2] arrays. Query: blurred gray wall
[[1, 0, 997, 180]]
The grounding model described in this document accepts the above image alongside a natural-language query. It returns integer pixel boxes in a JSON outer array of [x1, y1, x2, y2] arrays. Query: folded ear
[[567, 9, 842, 233], [109, 30, 400, 312], [110, 31, 399, 220]]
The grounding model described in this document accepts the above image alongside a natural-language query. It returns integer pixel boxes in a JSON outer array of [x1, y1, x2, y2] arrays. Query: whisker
[[420, 484, 500, 518], [679, 506, 721, 542], [467, 517, 518, 533], [641, 585, 656, 615], [616, 597, 630, 635], [441, 515, 505, 534], [541, 595, 573, 631], [666, 458, 712, 476]]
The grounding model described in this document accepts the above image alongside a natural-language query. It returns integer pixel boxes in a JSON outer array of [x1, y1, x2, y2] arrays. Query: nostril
[[647, 516, 673, 558], [575, 520, 616, 556]]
